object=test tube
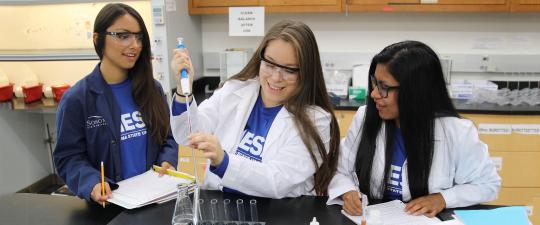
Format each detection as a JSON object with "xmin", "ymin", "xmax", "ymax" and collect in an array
[
  {"xmin": 249, "ymin": 199, "xmax": 258, "ymax": 222},
  {"xmin": 210, "ymin": 199, "xmax": 219, "ymax": 221},
  {"xmin": 198, "ymin": 199, "xmax": 205, "ymax": 222},
  {"xmin": 223, "ymin": 199, "xmax": 231, "ymax": 221},
  {"xmin": 236, "ymin": 199, "xmax": 245, "ymax": 222}
]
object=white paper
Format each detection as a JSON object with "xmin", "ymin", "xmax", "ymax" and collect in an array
[
  {"xmin": 229, "ymin": 7, "xmax": 264, "ymax": 36},
  {"xmin": 478, "ymin": 124, "xmax": 512, "ymax": 135},
  {"xmin": 342, "ymin": 200, "xmax": 441, "ymax": 225},
  {"xmin": 107, "ymin": 170, "xmax": 192, "ymax": 209},
  {"xmin": 435, "ymin": 219, "xmax": 465, "ymax": 225}
]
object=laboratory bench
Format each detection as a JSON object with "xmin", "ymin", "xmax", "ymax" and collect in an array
[{"xmin": 0, "ymin": 190, "xmax": 501, "ymax": 225}]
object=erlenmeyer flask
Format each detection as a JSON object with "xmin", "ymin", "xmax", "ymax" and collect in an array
[{"xmin": 172, "ymin": 184, "xmax": 193, "ymax": 225}]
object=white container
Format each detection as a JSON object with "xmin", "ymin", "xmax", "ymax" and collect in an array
[
  {"xmin": 352, "ymin": 63, "xmax": 370, "ymax": 89},
  {"xmin": 219, "ymin": 49, "xmax": 252, "ymax": 82},
  {"xmin": 449, "ymin": 80, "xmax": 498, "ymax": 100}
]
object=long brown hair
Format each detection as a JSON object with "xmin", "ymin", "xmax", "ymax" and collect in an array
[
  {"xmin": 230, "ymin": 20, "xmax": 340, "ymax": 195},
  {"xmin": 93, "ymin": 3, "xmax": 170, "ymax": 145}
]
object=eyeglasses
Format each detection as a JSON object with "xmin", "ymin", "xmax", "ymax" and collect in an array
[
  {"xmin": 370, "ymin": 74, "xmax": 399, "ymax": 98},
  {"xmin": 259, "ymin": 51, "xmax": 300, "ymax": 82},
  {"xmin": 103, "ymin": 32, "xmax": 143, "ymax": 46}
]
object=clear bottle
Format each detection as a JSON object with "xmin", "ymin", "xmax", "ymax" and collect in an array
[{"xmin": 172, "ymin": 184, "xmax": 193, "ymax": 225}]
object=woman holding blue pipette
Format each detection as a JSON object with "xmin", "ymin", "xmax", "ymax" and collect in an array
[
  {"xmin": 170, "ymin": 20, "xmax": 340, "ymax": 198},
  {"xmin": 327, "ymin": 41, "xmax": 501, "ymax": 218}
]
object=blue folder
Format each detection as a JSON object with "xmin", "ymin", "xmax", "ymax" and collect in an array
[{"xmin": 454, "ymin": 206, "xmax": 529, "ymax": 225}]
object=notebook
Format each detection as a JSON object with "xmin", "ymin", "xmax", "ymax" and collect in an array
[
  {"xmin": 107, "ymin": 168, "xmax": 194, "ymax": 209},
  {"xmin": 341, "ymin": 200, "xmax": 442, "ymax": 225}
]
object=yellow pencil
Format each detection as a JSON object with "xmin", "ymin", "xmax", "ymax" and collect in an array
[{"xmin": 100, "ymin": 161, "xmax": 105, "ymax": 208}]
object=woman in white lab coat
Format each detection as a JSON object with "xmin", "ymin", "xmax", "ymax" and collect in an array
[
  {"xmin": 327, "ymin": 41, "xmax": 501, "ymax": 217},
  {"xmin": 170, "ymin": 20, "xmax": 340, "ymax": 198}
]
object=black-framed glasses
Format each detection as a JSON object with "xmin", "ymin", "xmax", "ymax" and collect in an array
[
  {"xmin": 370, "ymin": 74, "xmax": 399, "ymax": 98},
  {"xmin": 103, "ymin": 32, "xmax": 143, "ymax": 46},
  {"xmin": 259, "ymin": 50, "xmax": 300, "ymax": 82}
]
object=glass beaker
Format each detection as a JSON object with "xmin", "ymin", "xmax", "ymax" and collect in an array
[{"xmin": 172, "ymin": 184, "xmax": 193, "ymax": 225}]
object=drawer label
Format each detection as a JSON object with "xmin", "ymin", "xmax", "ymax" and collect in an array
[
  {"xmin": 511, "ymin": 124, "xmax": 540, "ymax": 135},
  {"xmin": 478, "ymin": 124, "xmax": 512, "ymax": 135}
]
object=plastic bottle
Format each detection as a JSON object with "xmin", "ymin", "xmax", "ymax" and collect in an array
[
  {"xmin": 309, "ymin": 217, "xmax": 319, "ymax": 225},
  {"xmin": 176, "ymin": 37, "xmax": 191, "ymax": 95}
]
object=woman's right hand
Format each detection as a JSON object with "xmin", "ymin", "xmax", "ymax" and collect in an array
[
  {"xmin": 170, "ymin": 48, "xmax": 194, "ymax": 97},
  {"xmin": 342, "ymin": 190, "xmax": 363, "ymax": 216},
  {"xmin": 91, "ymin": 182, "xmax": 112, "ymax": 205}
]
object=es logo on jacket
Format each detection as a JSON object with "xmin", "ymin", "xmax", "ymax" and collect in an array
[{"xmin": 236, "ymin": 130, "xmax": 264, "ymax": 162}]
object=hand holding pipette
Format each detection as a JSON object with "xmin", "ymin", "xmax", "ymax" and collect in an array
[{"xmin": 171, "ymin": 38, "xmax": 194, "ymax": 102}]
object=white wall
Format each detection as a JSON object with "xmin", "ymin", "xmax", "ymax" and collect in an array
[{"xmin": 201, "ymin": 12, "xmax": 540, "ymax": 55}]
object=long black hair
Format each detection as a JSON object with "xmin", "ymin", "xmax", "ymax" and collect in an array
[
  {"xmin": 356, "ymin": 40, "xmax": 459, "ymax": 201},
  {"xmin": 93, "ymin": 3, "xmax": 170, "ymax": 145}
]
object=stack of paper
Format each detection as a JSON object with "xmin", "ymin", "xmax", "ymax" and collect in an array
[
  {"xmin": 342, "ymin": 200, "xmax": 442, "ymax": 225},
  {"xmin": 454, "ymin": 206, "xmax": 530, "ymax": 225},
  {"xmin": 107, "ymin": 168, "xmax": 193, "ymax": 209}
]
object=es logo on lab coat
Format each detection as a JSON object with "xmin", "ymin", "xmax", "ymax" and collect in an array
[{"xmin": 236, "ymin": 130, "xmax": 265, "ymax": 162}]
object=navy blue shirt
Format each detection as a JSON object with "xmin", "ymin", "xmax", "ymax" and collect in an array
[
  {"xmin": 384, "ymin": 128, "xmax": 407, "ymax": 201},
  {"xmin": 110, "ymin": 79, "xmax": 147, "ymax": 179}
]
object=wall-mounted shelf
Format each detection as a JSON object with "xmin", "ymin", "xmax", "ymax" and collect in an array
[
  {"xmin": 0, "ymin": 49, "xmax": 98, "ymax": 61},
  {"xmin": 0, "ymin": 98, "xmax": 58, "ymax": 114}
]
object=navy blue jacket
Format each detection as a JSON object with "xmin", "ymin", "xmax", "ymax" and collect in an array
[{"xmin": 53, "ymin": 64, "xmax": 178, "ymax": 201}]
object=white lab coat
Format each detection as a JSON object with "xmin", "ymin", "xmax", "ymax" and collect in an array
[
  {"xmin": 171, "ymin": 78, "xmax": 331, "ymax": 198},
  {"xmin": 327, "ymin": 106, "xmax": 501, "ymax": 208}
]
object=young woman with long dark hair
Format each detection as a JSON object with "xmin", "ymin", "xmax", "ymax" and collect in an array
[
  {"xmin": 328, "ymin": 41, "xmax": 500, "ymax": 217},
  {"xmin": 54, "ymin": 3, "xmax": 177, "ymax": 205}
]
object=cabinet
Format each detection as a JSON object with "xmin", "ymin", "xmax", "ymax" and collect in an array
[
  {"xmin": 177, "ymin": 145, "xmax": 207, "ymax": 181},
  {"xmin": 345, "ymin": 0, "xmax": 509, "ymax": 12},
  {"xmin": 335, "ymin": 110, "xmax": 357, "ymax": 138},
  {"xmin": 189, "ymin": 0, "xmax": 341, "ymax": 14},
  {"xmin": 461, "ymin": 113, "xmax": 540, "ymax": 209},
  {"xmin": 511, "ymin": 0, "xmax": 540, "ymax": 12}
]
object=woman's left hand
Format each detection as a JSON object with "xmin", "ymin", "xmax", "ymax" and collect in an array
[
  {"xmin": 158, "ymin": 161, "xmax": 175, "ymax": 177},
  {"xmin": 188, "ymin": 133, "xmax": 225, "ymax": 167},
  {"xmin": 404, "ymin": 193, "xmax": 446, "ymax": 218}
]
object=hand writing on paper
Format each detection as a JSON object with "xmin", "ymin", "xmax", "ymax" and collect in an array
[
  {"xmin": 158, "ymin": 161, "xmax": 176, "ymax": 177},
  {"xmin": 342, "ymin": 190, "xmax": 363, "ymax": 216},
  {"xmin": 91, "ymin": 182, "xmax": 112, "ymax": 205},
  {"xmin": 188, "ymin": 133, "xmax": 225, "ymax": 167},
  {"xmin": 405, "ymin": 193, "xmax": 446, "ymax": 218}
]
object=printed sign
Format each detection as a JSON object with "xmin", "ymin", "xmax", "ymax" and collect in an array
[{"xmin": 229, "ymin": 7, "xmax": 264, "ymax": 36}]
